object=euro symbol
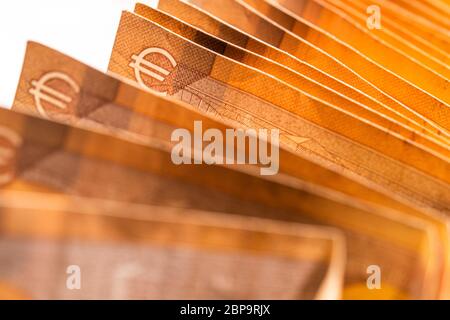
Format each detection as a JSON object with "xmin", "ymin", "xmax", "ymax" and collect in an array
[
  {"xmin": 0, "ymin": 126, "xmax": 22, "ymax": 186},
  {"xmin": 129, "ymin": 47, "xmax": 177, "ymax": 96},
  {"xmin": 29, "ymin": 72, "xmax": 80, "ymax": 118}
]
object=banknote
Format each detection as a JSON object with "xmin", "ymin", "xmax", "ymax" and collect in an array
[
  {"xmin": 2, "ymin": 0, "xmax": 449, "ymax": 303},
  {"xmin": 134, "ymin": 2, "xmax": 449, "ymax": 153},
  {"xmin": 107, "ymin": 11, "xmax": 450, "ymax": 213},
  {"xmin": 13, "ymin": 42, "xmax": 450, "ymax": 298},
  {"xmin": 320, "ymin": 0, "xmax": 449, "ymax": 64},
  {"xmin": 157, "ymin": 0, "xmax": 449, "ymax": 143},
  {"xmin": 383, "ymin": 0, "xmax": 449, "ymax": 29},
  {"xmin": 424, "ymin": 0, "xmax": 450, "ymax": 16},
  {"xmin": 266, "ymin": 0, "xmax": 450, "ymax": 77},
  {"xmin": 219, "ymin": 0, "xmax": 450, "ymax": 83},
  {"xmin": 351, "ymin": 0, "xmax": 450, "ymax": 50},
  {"xmin": 0, "ymin": 190, "xmax": 345, "ymax": 299},
  {"xmin": 15, "ymin": 42, "xmax": 442, "ymax": 225},
  {"xmin": 13, "ymin": 42, "xmax": 450, "ymax": 214},
  {"xmin": 187, "ymin": 0, "xmax": 450, "ymax": 133},
  {"xmin": 1, "ymin": 106, "xmax": 443, "ymax": 298}
]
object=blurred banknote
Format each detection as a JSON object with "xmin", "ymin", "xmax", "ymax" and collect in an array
[
  {"xmin": 4, "ymin": 0, "xmax": 450, "ymax": 301},
  {"xmin": 1, "ymin": 105, "xmax": 443, "ymax": 299},
  {"xmin": 0, "ymin": 190, "xmax": 344, "ymax": 299}
]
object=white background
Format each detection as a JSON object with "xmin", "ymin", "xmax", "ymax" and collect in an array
[{"xmin": 0, "ymin": 0, "xmax": 159, "ymax": 107}]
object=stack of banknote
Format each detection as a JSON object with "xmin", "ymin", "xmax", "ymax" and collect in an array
[{"xmin": 0, "ymin": 0, "xmax": 449, "ymax": 300}]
